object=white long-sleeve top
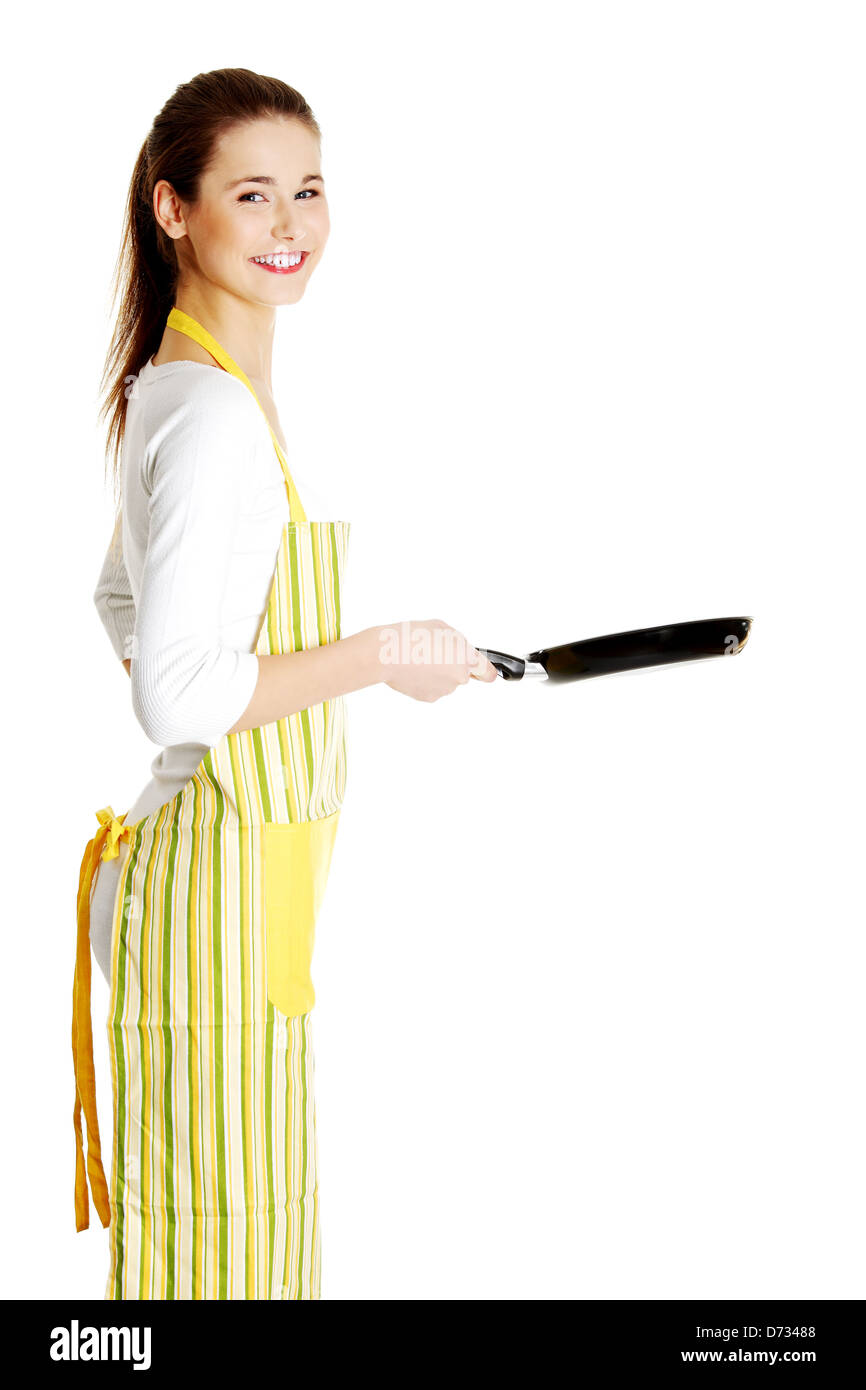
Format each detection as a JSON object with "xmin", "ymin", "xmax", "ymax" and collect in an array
[{"xmin": 89, "ymin": 354, "xmax": 333, "ymax": 983}]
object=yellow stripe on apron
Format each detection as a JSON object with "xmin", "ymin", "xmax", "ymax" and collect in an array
[{"xmin": 72, "ymin": 307, "xmax": 350, "ymax": 1299}]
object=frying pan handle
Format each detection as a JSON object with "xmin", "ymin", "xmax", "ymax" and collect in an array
[{"xmin": 474, "ymin": 647, "xmax": 526, "ymax": 681}]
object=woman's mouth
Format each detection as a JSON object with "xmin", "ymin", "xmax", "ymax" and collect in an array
[{"xmin": 249, "ymin": 251, "xmax": 309, "ymax": 275}]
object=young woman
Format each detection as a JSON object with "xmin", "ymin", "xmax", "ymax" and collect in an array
[{"xmin": 73, "ymin": 67, "xmax": 497, "ymax": 1301}]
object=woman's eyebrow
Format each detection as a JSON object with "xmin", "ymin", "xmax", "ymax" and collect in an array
[{"xmin": 223, "ymin": 173, "xmax": 326, "ymax": 190}]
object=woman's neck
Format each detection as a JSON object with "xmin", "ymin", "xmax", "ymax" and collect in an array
[{"xmin": 154, "ymin": 288, "xmax": 277, "ymax": 388}]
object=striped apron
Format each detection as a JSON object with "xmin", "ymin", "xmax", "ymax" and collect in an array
[{"xmin": 72, "ymin": 306, "xmax": 349, "ymax": 1300}]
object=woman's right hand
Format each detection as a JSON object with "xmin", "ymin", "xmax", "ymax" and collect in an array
[{"xmin": 370, "ymin": 618, "xmax": 499, "ymax": 701}]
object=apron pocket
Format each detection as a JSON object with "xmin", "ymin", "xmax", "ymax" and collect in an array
[{"xmin": 262, "ymin": 811, "xmax": 340, "ymax": 1018}]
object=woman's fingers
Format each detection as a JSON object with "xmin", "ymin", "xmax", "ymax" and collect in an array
[{"xmin": 467, "ymin": 647, "xmax": 499, "ymax": 681}]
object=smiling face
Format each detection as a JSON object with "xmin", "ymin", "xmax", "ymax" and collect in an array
[{"xmin": 157, "ymin": 116, "xmax": 330, "ymax": 306}]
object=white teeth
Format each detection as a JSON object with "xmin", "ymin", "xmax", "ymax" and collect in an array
[{"xmin": 253, "ymin": 252, "xmax": 303, "ymax": 267}]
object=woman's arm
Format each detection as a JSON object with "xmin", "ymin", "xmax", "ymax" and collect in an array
[
  {"xmin": 130, "ymin": 616, "xmax": 492, "ymax": 726},
  {"xmin": 94, "ymin": 514, "xmax": 137, "ymax": 664},
  {"xmin": 225, "ymin": 618, "xmax": 497, "ymax": 733},
  {"xmin": 225, "ymin": 627, "xmax": 382, "ymax": 734},
  {"xmin": 123, "ymin": 372, "xmax": 495, "ymax": 729}
]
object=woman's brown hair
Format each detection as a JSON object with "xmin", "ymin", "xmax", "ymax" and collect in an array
[{"xmin": 100, "ymin": 68, "xmax": 321, "ymax": 512}]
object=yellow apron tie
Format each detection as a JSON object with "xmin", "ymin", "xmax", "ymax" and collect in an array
[{"xmin": 72, "ymin": 806, "xmax": 132, "ymax": 1232}]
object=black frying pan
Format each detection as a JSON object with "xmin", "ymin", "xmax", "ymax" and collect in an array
[{"xmin": 476, "ymin": 616, "xmax": 753, "ymax": 682}]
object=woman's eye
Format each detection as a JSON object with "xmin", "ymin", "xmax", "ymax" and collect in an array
[{"xmin": 237, "ymin": 189, "xmax": 319, "ymax": 203}]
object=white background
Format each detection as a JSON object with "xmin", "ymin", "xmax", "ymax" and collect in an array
[{"xmin": 1, "ymin": 0, "xmax": 863, "ymax": 1300}]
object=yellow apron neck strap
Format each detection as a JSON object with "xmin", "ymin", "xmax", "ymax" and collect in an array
[{"xmin": 165, "ymin": 306, "xmax": 308, "ymax": 523}]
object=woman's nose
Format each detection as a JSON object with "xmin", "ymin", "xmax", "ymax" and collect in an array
[{"xmin": 275, "ymin": 215, "xmax": 306, "ymax": 242}]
